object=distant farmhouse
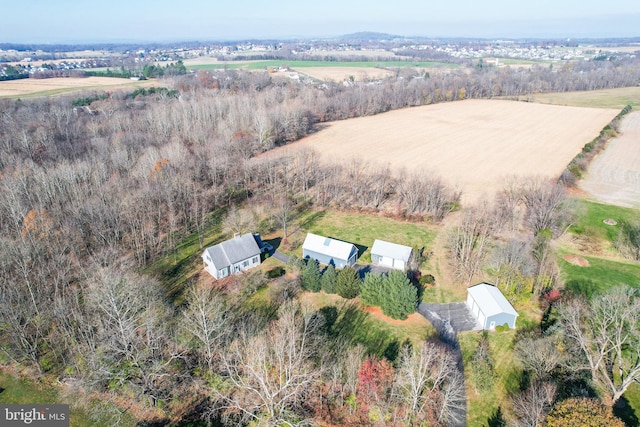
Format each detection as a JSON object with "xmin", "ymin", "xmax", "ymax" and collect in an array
[
  {"xmin": 202, "ymin": 233, "xmax": 262, "ymax": 279},
  {"xmin": 371, "ymin": 239, "xmax": 413, "ymax": 270},
  {"xmin": 466, "ymin": 282, "xmax": 518, "ymax": 330},
  {"xmin": 302, "ymin": 233, "xmax": 358, "ymax": 268}
]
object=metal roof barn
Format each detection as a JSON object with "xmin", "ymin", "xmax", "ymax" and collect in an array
[
  {"xmin": 371, "ymin": 239, "xmax": 413, "ymax": 270},
  {"xmin": 466, "ymin": 282, "xmax": 518, "ymax": 330},
  {"xmin": 302, "ymin": 233, "xmax": 358, "ymax": 268}
]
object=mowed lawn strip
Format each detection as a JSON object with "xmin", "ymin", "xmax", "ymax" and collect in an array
[
  {"xmin": 460, "ymin": 330, "xmax": 521, "ymax": 427},
  {"xmin": 518, "ymin": 86, "xmax": 640, "ymax": 109}
]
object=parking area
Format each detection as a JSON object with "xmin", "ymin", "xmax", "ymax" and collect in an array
[{"xmin": 418, "ymin": 302, "xmax": 480, "ymax": 333}]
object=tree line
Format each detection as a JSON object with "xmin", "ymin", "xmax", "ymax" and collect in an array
[{"xmin": 1, "ymin": 56, "xmax": 640, "ymax": 424}]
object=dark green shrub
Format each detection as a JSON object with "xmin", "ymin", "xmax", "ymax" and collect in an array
[
  {"xmin": 419, "ymin": 273, "xmax": 436, "ymax": 286},
  {"xmin": 266, "ymin": 266, "xmax": 285, "ymax": 279}
]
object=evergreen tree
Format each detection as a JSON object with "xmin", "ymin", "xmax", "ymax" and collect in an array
[
  {"xmin": 336, "ymin": 266, "xmax": 360, "ymax": 299},
  {"xmin": 360, "ymin": 273, "xmax": 385, "ymax": 306},
  {"xmin": 301, "ymin": 259, "xmax": 321, "ymax": 292},
  {"xmin": 380, "ymin": 270, "xmax": 417, "ymax": 320},
  {"xmin": 321, "ymin": 264, "xmax": 337, "ymax": 294}
]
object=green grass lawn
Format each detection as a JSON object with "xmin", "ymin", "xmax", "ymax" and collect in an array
[
  {"xmin": 561, "ymin": 198, "xmax": 640, "ymax": 297},
  {"xmin": 291, "ymin": 210, "xmax": 437, "ymax": 263},
  {"xmin": 187, "ymin": 59, "xmax": 457, "ymax": 71},
  {"xmin": 0, "ymin": 372, "xmax": 135, "ymax": 427},
  {"xmin": 145, "ymin": 208, "xmax": 226, "ymax": 304},
  {"xmin": 460, "ymin": 330, "xmax": 521, "ymax": 427},
  {"xmin": 568, "ymin": 199, "xmax": 640, "ymax": 244},
  {"xmin": 518, "ymin": 87, "xmax": 640, "ymax": 109},
  {"xmin": 301, "ymin": 292, "xmax": 437, "ymax": 361},
  {"xmin": 559, "ymin": 255, "xmax": 640, "ymax": 298}
]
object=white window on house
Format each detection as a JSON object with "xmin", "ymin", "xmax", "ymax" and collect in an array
[
  {"xmin": 253, "ymin": 256, "xmax": 259, "ymax": 264},
  {"xmin": 243, "ymin": 260, "xmax": 249, "ymax": 268}
]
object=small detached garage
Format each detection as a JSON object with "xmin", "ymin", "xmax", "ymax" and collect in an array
[
  {"xmin": 466, "ymin": 282, "xmax": 518, "ymax": 330},
  {"xmin": 302, "ymin": 233, "xmax": 358, "ymax": 268},
  {"xmin": 371, "ymin": 239, "xmax": 413, "ymax": 270}
]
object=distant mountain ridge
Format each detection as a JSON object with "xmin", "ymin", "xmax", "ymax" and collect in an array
[{"xmin": 337, "ymin": 32, "xmax": 403, "ymax": 42}]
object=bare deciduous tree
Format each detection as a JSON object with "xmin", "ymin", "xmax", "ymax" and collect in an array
[
  {"xmin": 515, "ymin": 334, "xmax": 564, "ymax": 381},
  {"xmin": 489, "ymin": 238, "xmax": 535, "ymax": 294},
  {"xmin": 511, "ymin": 381, "xmax": 556, "ymax": 427},
  {"xmin": 559, "ymin": 286, "xmax": 640, "ymax": 405},
  {"xmin": 218, "ymin": 302, "xmax": 324, "ymax": 425},
  {"xmin": 448, "ymin": 204, "xmax": 493, "ymax": 284},
  {"xmin": 519, "ymin": 177, "xmax": 566, "ymax": 235},
  {"xmin": 181, "ymin": 285, "xmax": 228, "ymax": 375},
  {"xmin": 392, "ymin": 342, "xmax": 465, "ymax": 426},
  {"xmin": 222, "ymin": 204, "xmax": 257, "ymax": 237}
]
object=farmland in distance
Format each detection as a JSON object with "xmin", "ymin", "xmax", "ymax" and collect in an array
[
  {"xmin": 278, "ymin": 99, "xmax": 619, "ymax": 204},
  {"xmin": 0, "ymin": 76, "xmax": 153, "ymax": 98},
  {"xmin": 579, "ymin": 110, "xmax": 640, "ymax": 208}
]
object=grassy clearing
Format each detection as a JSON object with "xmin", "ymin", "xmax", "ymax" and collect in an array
[
  {"xmin": 187, "ymin": 60, "xmax": 456, "ymax": 71},
  {"xmin": 289, "ymin": 210, "xmax": 437, "ymax": 263},
  {"xmin": 518, "ymin": 86, "xmax": 640, "ymax": 109},
  {"xmin": 421, "ymin": 286, "xmax": 460, "ymax": 303},
  {"xmin": 560, "ymin": 199, "xmax": 640, "ymax": 298},
  {"xmin": 460, "ymin": 330, "xmax": 521, "ymax": 427},
  {"xmin": 568, "ymin": 199, "xmax": 639, "ymax": 243},
  {"xmin": 559, "ymin": 255, "xmax": 640, "ymax": 298},
  {"xmin": 145, "ymin": 208, "xmax": 226, "ymax": 304},
  {"xmin": 301, "ymin": 292, "xmax": 437, "ymax": 360},
  {"xmin": 0, "ymin": 372, "xmax": 135, "ymax": 427}
]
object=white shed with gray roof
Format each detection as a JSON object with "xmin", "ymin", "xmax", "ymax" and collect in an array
[
  {"xmin": 371, "ymin": 239, "xmax": 413, "ymax": 270},
  {"xmin": 202, "ymin": 233, "xmax": 261, "ymax": 279},
  {"xmin": 466, "ymin": 282, "xmax": 518, "ymax": 330},
  {"xmin": 302, "ymin": 233, "xmax": 358, "ymax": 268}
]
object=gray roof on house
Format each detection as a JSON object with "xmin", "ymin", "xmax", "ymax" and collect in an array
[
  {"xmin": 203, "ymin": 233, "xmax": 261, "ymax": 269},
  {"xmin": 371, "ymin": 239, "xmax": 413, "ymax": 262},
  {"xmin": 302, "ymin": 233, "xmax": 357, "ymax": 261},
  {"xmin": 467, "ymin": 283, "xmax": 518, "ymax": 318}
]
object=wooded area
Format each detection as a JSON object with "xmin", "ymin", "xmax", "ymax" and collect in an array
[{"xmin": 1, "ymin": 55, "xmax": 640, "ymax": 425}]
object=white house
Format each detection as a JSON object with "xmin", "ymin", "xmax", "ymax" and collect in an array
[
  {"xmin": 202, "ymin": 233, "xmax": 262, "ymax": 279},
  {"xmin": 302, "ymin": 233, "xmax": 358, "ymax": 268},
  {"xmin": 370, "ymin": 239, "xmax": 413, "ymax": 270},
  {"xmin": 466, "ymin": 282, "xmax": 518, "ymax": 330}
]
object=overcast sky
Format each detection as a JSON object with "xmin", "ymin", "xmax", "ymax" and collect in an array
[{"xmin": 2, "ymin": 0, "xmax": 639, "ymax": 43}]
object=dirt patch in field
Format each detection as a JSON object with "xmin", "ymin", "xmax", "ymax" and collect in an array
[
  {"xmin": 579, "ymin": 110, "xmax": 640, "ymax": 208},
  {"xmin": 294, "ymin": 66, "xmax": 394, "ymax": 82},
  {"xmin": 362, "ymin": 305, "xmax": 427, "ymax": 325},
  {"xmin": 0, "ymin": 76, "xmax": 153, "ymax": 98},
  {"xmin": 563, "ymin": 254, "xmax": 590, "ymax": 267},
  {"xmin": 276, "ymin": 99, "xmax": 618, "ymax": 205}
]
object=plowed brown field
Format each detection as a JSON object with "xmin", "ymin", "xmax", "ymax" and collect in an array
[
  {"xmin": 279, "ymin": 99, "xmax": 619, "ymax": 204},
  {"xmin": 579, "ymin": 110, "xmax": 640, "ymax": 208}
]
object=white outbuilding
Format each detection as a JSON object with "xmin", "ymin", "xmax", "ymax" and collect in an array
[
  {"xmin": 302, "ymin": 233, "xmax": 358, "ymax": 268},
  {"xmin": 370, "ymin": 239, "xmax": 413, "ymax": 270},
  {"xmin": 466, "ymin": 282, "xmax": 518, "ymax": 330}
]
